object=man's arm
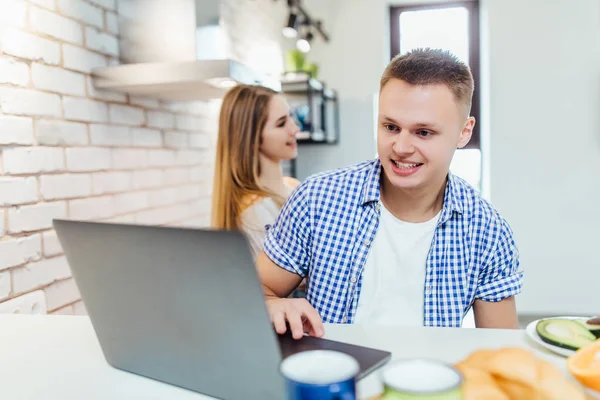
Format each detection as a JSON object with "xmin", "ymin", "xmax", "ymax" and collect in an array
[
  {"xmin": 256, "ymin": 251, "xmax": 302, "ymax": 298},
  {"xmin": 473, "ymin": 217, "xmax": 523, "ymax": 329},
  {"xmin": 473, "ymin": 297, "xmax": 519, "ymax": 329},
  {"xmin": 256, "ymin": 251, "xmax": 324, "ymax": 339}
]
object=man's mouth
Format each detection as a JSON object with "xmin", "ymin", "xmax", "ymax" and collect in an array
[{"xmin": 392, "ymin": 160, "xmax": 423, "ymax": 169}]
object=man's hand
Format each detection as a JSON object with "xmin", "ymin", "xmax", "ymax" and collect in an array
[{"xmin": 266, "ymin": 297, "xmax": 324, "ymax": 339}]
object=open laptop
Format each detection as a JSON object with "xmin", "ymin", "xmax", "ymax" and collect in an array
[{"xmin": 53, "ymin": 219, "xmax": 391, "ymax": 400}]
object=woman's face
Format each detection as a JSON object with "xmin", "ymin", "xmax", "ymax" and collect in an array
[{"xmin": 260, "ymin": 95, "xmax": 300, "ymax": 162}]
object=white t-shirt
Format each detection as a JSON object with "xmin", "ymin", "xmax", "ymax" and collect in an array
[
  {"xmin": 353, "ymin": 202, "xmax": 441, "ymax": 326},
  {"xmin": 240, "ymin": 197, "xmax": 281, "ymax": 259},
  {"xmin": 239, "ymin": 185, "xmax": 295, "ymax": 259}
]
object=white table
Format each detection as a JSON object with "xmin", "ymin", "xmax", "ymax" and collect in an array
[{"xmin": 0, "ymin": 314, "xmax": 566, "ymax": 399}]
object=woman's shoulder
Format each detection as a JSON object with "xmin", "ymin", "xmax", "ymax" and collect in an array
[
  {"xmin": 283, "ymin": 176, "xmax": 301, "ymax": 189},
  {"xmin": 240, "ymin": 196, "xmax": 278, "ymax": 227}
]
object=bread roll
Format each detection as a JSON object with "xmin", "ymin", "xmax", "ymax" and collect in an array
[
  {"xmin": 455, "ymin": 364, "xmax": 509, "ymax": 400},
  {"xmin": 455, "ymin": 347, "xmax": 586, "ymax": 400}
]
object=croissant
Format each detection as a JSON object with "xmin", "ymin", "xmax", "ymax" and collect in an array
[{"xmin": 456, "ymin": 347, "xmax": 586, "ymax": 400}]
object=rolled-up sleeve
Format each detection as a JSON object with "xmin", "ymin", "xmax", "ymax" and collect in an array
[
  {"xmin": 475, "ymin": 218, "xmax": 523, "ymax": 302},
  {"xmin": 263, "ymin": 183, "xmax": 312, "ymax": 277}
]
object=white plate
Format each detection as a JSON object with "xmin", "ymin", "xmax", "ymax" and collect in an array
[
  {"xmin": 586, "ymin": 388, "xmax": 600, "ymax": 399},
  {"xmin": 525, "ymin": 316, "xmax": 594, "ymax": 357},
  {"xmin": 526, "ymin": 317, "xmax": 600, "ymax": 397}
]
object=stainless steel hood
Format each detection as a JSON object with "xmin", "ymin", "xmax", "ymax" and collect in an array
[{"xmin": 91, "ymin": 0, "xmax": 281, "ymax": 101}]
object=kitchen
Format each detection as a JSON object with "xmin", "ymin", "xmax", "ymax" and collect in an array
[{"xmin": 0, "ymin": 0, "xmax": 599, "ymax": 398}]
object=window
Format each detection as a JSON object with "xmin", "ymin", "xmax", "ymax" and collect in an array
[{"xmin": 389, "ymin": 2, "xmax": 482, "ymax": 190}]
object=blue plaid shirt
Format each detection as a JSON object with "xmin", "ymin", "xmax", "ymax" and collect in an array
[{"xmin": 264, "ymin": 159, "xmax": 523, "ymax": 327}]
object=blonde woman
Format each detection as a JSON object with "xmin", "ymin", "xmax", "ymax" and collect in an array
[{"xmin": 212, "ymin": 84, "xmax": 300, "ymax": 259}]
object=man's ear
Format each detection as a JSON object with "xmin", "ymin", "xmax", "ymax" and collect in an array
[{"xmin": 457, "ymin": 117, "xmax": 476, "ymax": 149}]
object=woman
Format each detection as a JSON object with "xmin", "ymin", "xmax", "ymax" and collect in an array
[{"xmin": 211, "ymin": 84, "xmax": 300, "ymax": 259}]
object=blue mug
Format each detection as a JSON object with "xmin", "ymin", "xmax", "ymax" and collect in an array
[{"xmin": 280, "ymin": 350, "xmax": 360, "ymax": 400}]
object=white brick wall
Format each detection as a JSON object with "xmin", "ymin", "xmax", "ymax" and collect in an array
[
  {"xmin": 114, "ymin": 191, "xmax": 149, "ymax": 214},
  {"xmin": 44, "ymin": 278, "xmax": 80, "ymax": 311},
  {"xmin": 1, "ymin": 28, "xmax": 61, "ymax": 65},
  {"xmin": 0, "ymin": 290, "xmax": 47, "ymax": 314},
  {"xmin": 147, "ymin": 111, "xmax": 175, "ymax": 129},
  {"xmin": 133, "ymin": 169, "xmax": 164, "ymax": 189},
  {"xmin": 0, "ymin": 235, "xmax": 42, "ymax": 271},
  {"xmin": 63, "ymin": 97, "xmax": 108, "ymax": 122},
  {"xmin": 176, "ymin": 115, "xmax": 202, "ymax": 131},
  {"xmin": 12, "ymin": 256, "xmax": 71, "ymax": 295},
  {"xmin": 29, "ymin": 0, "xmax": 55, "ymax": 10},
  {"xmin": 87, "ymin": 0, "xmax": 115, "ymax": 11},
  {"xmin": 92, "ymin": 171, "xmax": 131, "ymax": 194},
  {"xmin": 90, "ymin": 124, "xmax": 131, "ymax": 146},
  {"xmin": 85, "ymin": 26, "xmax": 118, "ymax": 56},
  {"xmin": 68, "ymin": 196, "xmax": 114, "ymax": 220},
  {"xmin": 42, "ymin": 230, "xmax": 63, "ymax": 257},
  {"xmin": 190, "ymin": 133, "xmax": 211, "ymax": 149},
  {"xmin": 0, "ymin": 177, "xmax": 38, "ymax": 206},
  {"xmin": 63, "ymin": 44, "xmax": 107, "ymax": 73},
  {"xmin": 3, "ymin": 147, "xmax": 65, "ymax": 174},
  {"xmin": 111, "ymin": 149, "xmax": 147, "ymax": 169},
  {"xmin": 36, "ymin": 120, "xmax": 89, "ymax": 146},
  {"xmin": 0, "ymin": 87, "xmax": 62, "ymax": 117},
  {"xmin": 8, "ymin": 202, "xmax": 68, "ymax": 234},
  {"xmin": 40, "ymin": 174, "xmax": 92, "ymax": 200},
  {"xmin": 0, "ymin": 57, "xmax": 30, "ymax": 87},
  {"xmin": 30, "ymin": 5, "xmax": 84, "ymax": 45},
  {"xmin": 2, "ymin": 0, "xmax": 28, "ymax": 27},
  {"xmin": 0, "ymin": 272, "xmax": 11, "ymax": 301},
  {"xmin": 105, "ymin": 12, "xmax": 118, "ymax": 35},
  {"xmin": 0, "ymin": 116, "xmax": 34, "ymax": 145},
  {"xmin": 0, "ymin": 0, "xmax": 277, "ymax": 316},
  {"xmin": 148, "ymin": 150, "xmax": 176, "ymax": 167},
  {"xmin": 57, "ymin": 0, "xmax": 104, "ymax": 29},
  {"xmin": 165, "ymin": 131, "xmax": 188, "ymax": 149},
  {"xmin": 130, "ymin": 96, "xmax": 159, "ymax": 109},
  {"xmin": 131, "ymin": 128, "xmax": 162, "ymax": 147},
  {"xmin": 32, "ymin": 63, "xmax": 86, "ymax": 96},
  {"xmin": 66, "ymin": 148, "xmax": 111, "ymax": 171},
  {"xmin": 109, "ymin": 104, "xmax": 145, "ymax": 126}
]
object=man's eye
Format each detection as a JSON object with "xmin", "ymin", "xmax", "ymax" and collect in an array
[
  {"xmin": 384, "ymin": 124, "xmax": 398, "ymax": 132},
  {"xmin": 417, "ymin": 130, "xmax": 432, "ymax": 137}
]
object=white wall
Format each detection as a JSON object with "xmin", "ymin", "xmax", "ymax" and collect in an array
[
  {"xmin": 299, "ymin": 0, "xmax": 600, "ymax": 315},
  {"xmin": 483, "ymin": 0, "xmax": 600, "ymax": 315}
]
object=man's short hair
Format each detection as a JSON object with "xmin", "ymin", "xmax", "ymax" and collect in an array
[{"xmin": 380, "ymin": 48, "xmax": 474, "ymax": 114}]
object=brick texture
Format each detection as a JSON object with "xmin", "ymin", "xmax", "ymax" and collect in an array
[{"xmin": 0, "ymin": 0, "xmax": 281, "ymax": 315}]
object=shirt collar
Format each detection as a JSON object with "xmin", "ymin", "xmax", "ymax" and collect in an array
[
  {"xmin": 360, "ymin": 159, "xmax": 382, "ymax": 205},
  {"xmin": 360, "ymin": 158, "xmax": 464, "ymax": 221}
]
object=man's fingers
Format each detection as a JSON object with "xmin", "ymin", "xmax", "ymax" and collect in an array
[
  {"xmin": 271, "ymin": 311, "xmax": 287, "ymax": 334},
  {"xmin": 286, "ymin": 309, "xmax": 305, "ymax": 340},
  {"xmin": 300, "ymin": 303, "xmax": 324, "ymax": 337}
]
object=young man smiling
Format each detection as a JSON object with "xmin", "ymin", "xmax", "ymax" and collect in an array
[{"xmin": 256, "ymin": 48, "xmax": 523, "ymax": 339}]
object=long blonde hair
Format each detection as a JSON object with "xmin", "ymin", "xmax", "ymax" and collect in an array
[{"xmin": 211, "ymin": 84, "xmax": 283, "ymax": 230}]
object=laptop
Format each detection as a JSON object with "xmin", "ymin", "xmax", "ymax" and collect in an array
[{"xmin": 53, "ymin": 219, "xmax": 391, "ymax": 400}]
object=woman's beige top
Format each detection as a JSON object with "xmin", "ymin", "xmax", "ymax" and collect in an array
[{"xmin": 240, "ymin": 183, "xmax": 295, "ymax": 259}]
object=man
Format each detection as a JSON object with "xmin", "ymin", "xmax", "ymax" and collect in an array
[{"xmin": 257, "ymin": 48, "xmax": 523, "ymax": 339}]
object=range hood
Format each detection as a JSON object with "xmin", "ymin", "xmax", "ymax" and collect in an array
[{"xmin": 91, "ymin": 0, "xmax": 281, "ymax": 101}]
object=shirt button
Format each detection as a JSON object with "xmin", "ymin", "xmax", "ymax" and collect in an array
[
  {"xmin": 342, "ymin": 317, "xmax": 348, "ymax": 323},
  {"xmin": 350, "ymin": 276, "xmax": 357, "ymax": 283},
  {"xmin": 363, "ymin": 239, "xmax": 371, "ymax": 246}
]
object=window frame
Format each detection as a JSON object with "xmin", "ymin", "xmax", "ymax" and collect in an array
[{"xmin": 389, "ymin": 1, "xmax": 481, "ymax": 149}]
